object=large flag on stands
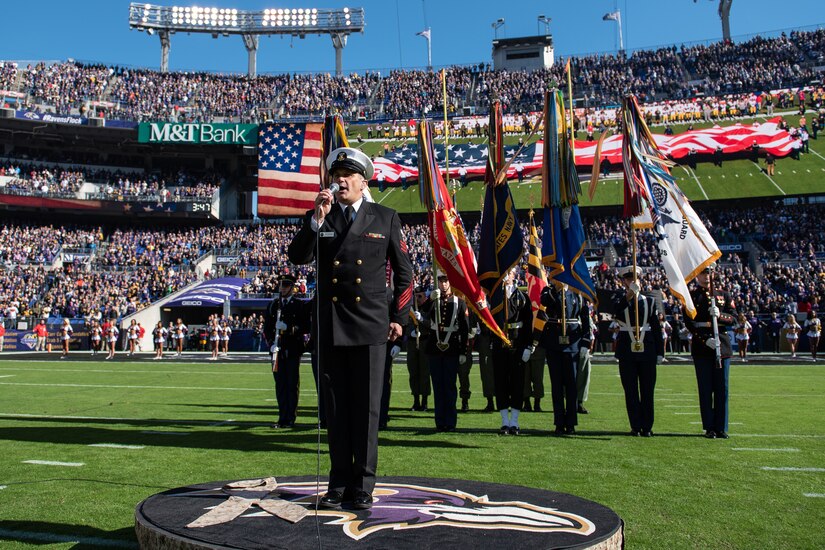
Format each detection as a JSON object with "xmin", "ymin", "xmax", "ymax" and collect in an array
[
  {"xmin": 372, "ymin": 118, "xmax": 799, "ymax": 182},
  {"xmin": 418, "ymin": 119, "xmax": 509, "ymax": 345},
  {"xmin": 257, "ymin": 122, "xmax": 323, "ymax": 217},
  {"xmin": 622, "ymin": 95, "xmax": 721, "ymax": 318},
  {"xmin": 541, "ymin": 90, "xmax": 597, "ymax": 304},
  {"xmin": 477, "ymin": 100, "xmax": 524, "ymax": 317}
]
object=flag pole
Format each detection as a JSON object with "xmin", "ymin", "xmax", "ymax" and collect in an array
[
  {"xmin": 631, "ymin": 219, "xmax": 640, "ymax": 344},
  {"xmin": 566, "ymin": 60, "xmax": 576, "ymax": 164},
  {"xmin": 441, "ymin": 68, "xmax": 452, "ymax": 200}
]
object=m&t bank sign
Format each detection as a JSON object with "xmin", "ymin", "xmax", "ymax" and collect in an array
[{"xmin": 138, "ymin": 122, "xmax": 258, "ymax": 145}]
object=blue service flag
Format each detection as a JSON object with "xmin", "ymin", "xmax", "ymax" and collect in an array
[
  {"xmin": 477, "ymin": 183, "xmax": 524, "ymax": 316},
  {"xmin": 542, "ymin": 204, "xmax": 597, "ymax": 304}
]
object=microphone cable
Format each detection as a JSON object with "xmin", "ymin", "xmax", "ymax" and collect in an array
[{"xmin": 313, "ymin": 182, "xmax": 337, "ymax": 550}]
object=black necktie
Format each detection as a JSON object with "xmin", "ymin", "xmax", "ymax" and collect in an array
[{"xmin": 345, "ymin": 205, "xmax": 355, "ymax": 225}]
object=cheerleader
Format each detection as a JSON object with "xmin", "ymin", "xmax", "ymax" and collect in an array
[
  {"xmin": 734, "ymin": 313, "xmax": 752, "ymax": 362},
  {"xmin": 105, "ymin": 323, "xmax": 119, "ymax": 360},
  {"xmin": 127, "ymin": 319, "xmax": 139, "ymax": 356},
  {"xmin": 60, "ymin": 318, "xmax": 73, "ymax": 358},
  {"xmin": 220, "ymin": 321, "xmax": 232, "ymax": 356},
  {"xmin": 90, "ymin": 321, "xmax": 102, "ymax": 355},
  {"xmin": 173, "ymin": 318, "xmax": 188, "ymax": 356},
  {"xmin": 783, "ymin": 314, "xmax": 801, "ymax": 358},
  {"xmin": 804, "ymin": 311, "xmax": 821, "ymax": 361},
  {"xmin": 209, "ymin": 318, "xmax": 220, "ymax": 360},
  {"xmin": 153, "ymin": 321, "xmax": 167, "ymax": 360}
]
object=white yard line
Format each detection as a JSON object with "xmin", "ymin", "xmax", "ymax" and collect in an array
[
  {"xmin": 762, "ymin": 467, "xmax": 825, "ymax": 472},
  {"xmin": 207, "ymin": 419, "xmax": 236, "ymax": 427},
  {"xmin": 0, "ymin": 375, "xmax": 16, "ymax": 378},
  {"xmin": 0, "ymin": 382, "xmax": 269, "ymax": 391},
  {"xmin": 0, "ymin": 528, "xmax": 136, "ymax": 548},
  {"xmin": 737, "ymin": 434, "xmax": 825, "ymax": 439},
  {"xmin": 88, "ymin": 443, "xmax": 145, "ymax": 449},
  {"xmin": 23, "ymin": 460, "xmax": 84, "ymax": 467},
  {"xmin": 0, "ymin": 413, "xmax": 271, "ymax": 427},
  {"xmin": 806, "ymin": 147, "xmax": 825, "ymax": 163},
  {"xmin": 141, "ymin": 430, "xmax": 190, "ymax": 436},
  {"xmin": 751, "ymin": 161, "xmax": 786, "ymax": 195},
  {"xmin": 804, "ymin": 493, "xmax": 825, "ymax": 498},
  {"xmin": 682, "ymin": 166, "xmax": 709, "ymax": 200},
  {"xmin": 690, "ymin": 421, "xmax": 743, "ymax": 425},
  {"xmin": 731, "ymin": 448, "xmax": 799, "ymax": 452},
  {"xmin": 0, "ymin": 367, "xmax": 263, "ymax": 375},
  {"xmin": 377, "ymin": 187, "xmax": 396, "ymax": 204},
  {"xmin": 664, "ymin": 405, "xmax": 699, "ymax": 408}
]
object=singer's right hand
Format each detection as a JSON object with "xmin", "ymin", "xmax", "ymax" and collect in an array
[{"xmin": 314, "ymin": 188, "xmax": 335, "ymax": 224}]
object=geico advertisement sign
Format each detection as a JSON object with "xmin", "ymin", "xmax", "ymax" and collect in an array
[{"xmin": 138, "ymin": 123, "xmax": 258, "ymax": 145}]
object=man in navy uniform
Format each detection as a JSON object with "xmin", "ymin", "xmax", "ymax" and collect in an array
[
  {"xmin": 613, "ymin": 266, "xmax": 664, "ymax": 437},
  {"xmin": 684, "ymin": 265, "xmax": 736, "ymax": 439},
  {"xmin": 264, "ymin": 274, "xmax": 310, "ymax": 428},
  {"xmin": 288, "ymin": 147, "xmax": 413, "ymax": 510},
  {"xmin": 540, "ymin": 283, "xmax": 591, "ymax": 435}
]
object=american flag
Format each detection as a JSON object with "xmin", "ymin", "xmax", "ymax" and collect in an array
[
  {"xmin": 373, "ymin": 141, "xmax": 543, "ymax": 183},
  {"xmin": 257, "ymin": 122, "xmax": 323, "ymax": 217}
]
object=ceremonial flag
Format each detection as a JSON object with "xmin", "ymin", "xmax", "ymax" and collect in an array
[
  {"xmin": 541, "ymin": 90, "xmax": 597, "ymax": 304},
  {"xmin": 416, "ymin": 29, "xmax": 431, "ymax": 40},
  {"xmin": 418, "ymin": 119, "xmax": 509, "ymax": 345},
  {"xmin": 526, "ymin": 210, "xmax": 549, "ymax": 342},
  {"xmin": 477, "ymin": 100, "xmax": 524, "ymax": 317},
  {"xmin": 257, "ymin": 122, "xmax": 322, "ymax": 217},
  {"xmin": 603, "ymin": 10, "xmax": 620, "ymax": 21},
  {"xmin": 623, "ymin": 95, "xmax": 720, "ymax": 318},
  {"xmin": 321, "ymin": 114, "xmax": 348, "ymax": 188}
]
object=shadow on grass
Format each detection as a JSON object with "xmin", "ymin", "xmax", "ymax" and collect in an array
[
  {"xmin": 0, "ymin": 423, "xmax": 479, "ymax": 451},
  {"xmin": 0, "ymin": 521, "xmax": 137, "ymax": 548}
]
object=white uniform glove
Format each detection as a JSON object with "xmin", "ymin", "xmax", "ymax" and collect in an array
[
  {"xmin": 521, "ymin": 348, "xmax": 532, "ymax": 362},
  {"xmin": 656, "ymin": 355, "xmax": 665, "ymax": 365},
  {"xmin": 270, "ymin": 344, "xmax": 278, "ymax": 354},
  {"xmin": 459, "ymin": 354, "xmax": 467, "ymax": 365},
  {"xmin": 430, "ymin": 289, "xmax": 440, "ymax": 302},
  {"xmin": 709, "ymin": 306, "xmax": 720, "ymax": 318},
  {"xmin": 629, "ymin": 281, "xmax": 641, "ymax": 296},
  {"xmin": 413, "ymin": 311, "xmax": 423, "ymax": 322},
  {"xmin": 275, "ymin": 320, "xmax": 288, "ymax": 331},
  {"xmin": 705, "ymin": 337, "xmax": 719, "ymax": 349},
  {"xmin": 390, "ymin": 345, "xmax": 401, "ymax": 358}
]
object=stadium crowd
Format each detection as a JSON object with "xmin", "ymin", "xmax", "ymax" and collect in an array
[{"xmin": 5, "ymin": 28, "xmax": 825, "ymax": 121}]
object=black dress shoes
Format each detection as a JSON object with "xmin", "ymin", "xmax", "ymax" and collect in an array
[
  {"xmin": 577, "ymin": 405, "xmax": 589, "ymax": 414},
  {"xmin": 565, "ymin": 427, "xmax": 576, "ymax": 435},
  {"xmin": 641, "ymin": 430, "xmax": 653, "ymax": 437},
  {"xmin": 352, "ymin": 490, "xmax": 373, "ymax": 510},
  {"xmin": 716, "ymin": 431, "xmax": 729, "ymax": 439},
  {"xmin": 704, "ymin": 430, "xmax": 716, "ymax": 439},
  {"xmin": 319, "ymin": 490, "xmax": 344, "ymax": 509},
  {"xmin": 554, "ymin": 426, "xmax": 565, "ymax": 436},
  {"xmin": 629, "ymin": 429, "xmax": 641, "ymax": 436}
]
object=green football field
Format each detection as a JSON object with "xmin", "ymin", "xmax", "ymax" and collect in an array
[
  {"xmin": 346, "ymin": 111, "xmax": 825, "ymax": 214},
  {"xmin": 0, "ymin": 355, "xmax": 823, "ymax": 548}
]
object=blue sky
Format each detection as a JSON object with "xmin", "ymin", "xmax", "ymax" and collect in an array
[{"xmin": 2, "ymin": 0, "xmax": 823, "ymax": 74}]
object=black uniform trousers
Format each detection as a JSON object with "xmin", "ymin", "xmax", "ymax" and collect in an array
[
  {"xmin": 694, "ymin": 356, "xmax": 730, "ymax": 433},
  {"xmin": 492, "ymin": 347, "xmax": 525, "ymax": 410},
  {"xmin": 618, "ymin": 357, "xmax": 657, "ymax": 432},
  {"xmin": 548, "ymin": 352, "xmax": 578, "ymax": 429},
  {"xmin": 406, "ymin": 339, "xmax": 431, "ymax": 398},
  {"xmin": 273, "ymin": 346, "xmax": 301, "ymax": 426},
  {"xmin": 379, "ymin": 341, "xmax": 394, "ymax": 427},
  {"xmin": 320, "ymin": 343, "xmax": 385, "ymax": 495},
  {"xmin": 428, "ymin": 354, "xmax": 458, "ymax": 429}
]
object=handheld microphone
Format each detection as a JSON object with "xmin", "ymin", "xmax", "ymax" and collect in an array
[{"xmin": 328, "ymin": 183, "xmax": 340, "ymax": 194}]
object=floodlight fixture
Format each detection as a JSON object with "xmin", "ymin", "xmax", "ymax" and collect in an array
[{"xmin": 128, "ymin": 3, "xmax": 365, "ymax": 76}]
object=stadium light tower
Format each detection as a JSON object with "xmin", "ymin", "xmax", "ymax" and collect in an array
[
  {"xmin": 128, "ymin": 3, "xmax": 366, "ymax": 77},
  {"xmin": 492, "ymin": 18, "xmax": 505, "ymax": 40},
  {"xmin": 537, "ymin": 15, "xmax": 551, "ymax": 35},
  {"xmin": 718, "ymin": 0, "xmax": 733, "ymax": 43}
]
